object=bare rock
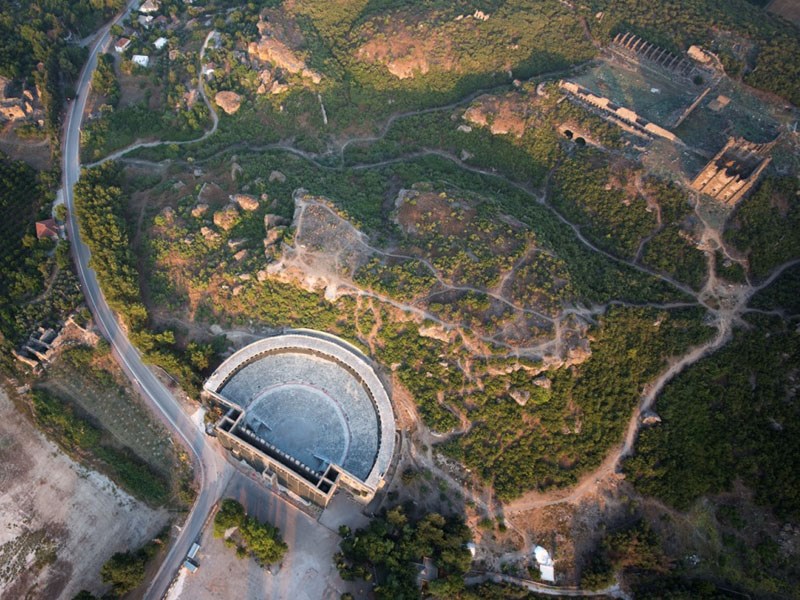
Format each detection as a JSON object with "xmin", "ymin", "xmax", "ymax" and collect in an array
[
  {"xmin": 418, "ymin": 324, "xmax": 451, "ymax": 343},
  {"xmin": 248, "ymin": 26, "xmax": 322, "ymax": 83},
  {"xmin": 533, "ymin": 375, "xmax": 552, "ymax": 389},
  {"xmin": 160, "ymin": 206, "xmax": 175, "ymax": 222},
  {"xmin": 231, "ymin": 193, "xmax": 259, "ymax": 211},
  {"xmin": 270, "ymin": 81, "xmax": 289, "ymax": 95},
  {"xmin": 214, "ymin": 91, "xmax": 241, "ymax": 114},
  {"xmin": 191, "ymin": 203, "xmax": 208, "ymax": 218},
  {"xmin": 510, "ymin": 389, "xmax": 530, "ymax": 406},
  {"xmin": 256, "ymin": 270, "xmax": 268, "ymax": 282},
  {"xmin": 268, "ymin": 170, "xmax": 286, "ymax": 183},
  {"xmin": 227, "ymin": 238, "xmax": 246, "ymax": 249},
  {"xmin": 198, "ymin": 181, "xmax": 226, "ymax": 203},
  {"xmin": 232, "ymin": 285, "xmax": 244, "ymax": 296},
  {"xmin": 263, "ymin": 226, "xmax": 285, "ymax": 247},
  {"xmin": 233, "ymin": 249, "xmax": 248, "ymax": 261},
  {"xmin": 256, "ymin": 69, "xmax": 273, "ymax": 95},
  {"xmin": 213, "ymin": 204, "xmax": 240, "ymax": 231},
  {"xmin": 200, "ymin": 226, "xmax": 220, "ymax": 242}
]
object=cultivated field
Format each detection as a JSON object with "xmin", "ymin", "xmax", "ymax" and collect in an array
[
  {"xmin": 41, "ymin": 352, "xmax": 177, "ymax": 476},
  {"xmin": 0, "ymin": 388, "xmax": 168, "ymax": 599}
]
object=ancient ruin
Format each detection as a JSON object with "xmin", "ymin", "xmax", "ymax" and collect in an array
[
  {"xmin": 559, "ymin": 80, "xmax": 679, "ymax": 143},
  {"xmin": 204, "ymin": 331, "xmax": 396, "ymax": 507},
  {"xmin": 690, "ymin": 137, "xmax": 776, "ymax": 205},
  {"xmin": 610, "ymin": 32, "xmax": 700, "ymax": 80},
  {"xmin": 0, "ymin": 77, "xmax": 44, "ymax": 125}
]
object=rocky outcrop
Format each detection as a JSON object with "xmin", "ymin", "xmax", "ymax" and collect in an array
[
  {"xmin": 214, "ymin": 91, "xmax": 241, "ymax": 114},
  {"xmin": 231, "ymin": 193, "xmax": 259, "ymax": 211},
  {"xmin": 247, "ymin": 21, "xmax": 322, "ymax": 84},
  {"xmin": 191, "ymin": 203, "xmax": 208, "ymax": 218},
  {"xmin": 641, "ymin": 411, "xmax": 662, "ymax": 426},
  {"xmin": 213, "ymin": 204, "xmax": 240, "ymax": 231},
  {"xmin": 200, "ymin": 226, "xmax": 220, "ymax": 243},
  {"xmin": 510, "ymin": 389, "xmax": 530, "ymax": 406},
  {"xmin": 264, "ymin": 226, "xmax": 285, "ymax": 247}
]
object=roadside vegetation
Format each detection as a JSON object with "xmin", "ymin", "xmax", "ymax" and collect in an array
[
  {"xmin": 0, "ymin": 153, "xmax": 82, "ymax": 371},
  {"xmin": 99, "ymin": 531, "xmax": 167, "ymax": 597},
  {"xmin": 31, "ymin": 344, "xmax": 195, "ymax": 507},
  {"xmin": 31, "ymin": 386, "xmax": 171, "ymax": 506},
  {"xmin": 74, "ymin": 163, "xmax": 217, "ymax": 395}
]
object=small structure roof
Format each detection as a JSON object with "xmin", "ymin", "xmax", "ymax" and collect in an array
[
  {"xmin": 533, "ymin": 545, "xmax": 555, "ymax": 583},
  {"xmin": 154, "ymin": 37, "xmax": 168, "ymax": 50},
  {"xmin": 114, "ymin": 37, "xmax": 131, "ymax": 52},
  {"xmin": 35, "ymin": 219, "xmax": 59, "ymax": 241},
  {"xmin": 416, "ymin": 557, "xmax": 439, "ymax": 587},
  {"xmin": 132, "ymin": 55, "xmax": 150, "ymax": 67},
  {"xmin": 539, "ymin": 564, "xmax": 555, "ymax": 583}
]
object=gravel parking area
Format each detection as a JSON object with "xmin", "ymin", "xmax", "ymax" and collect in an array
[{"xmin": 169, "ymin": 474, "xmax": 369, "ymax": 600}]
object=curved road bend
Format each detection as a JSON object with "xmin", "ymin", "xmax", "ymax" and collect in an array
[{"xmin": 61, "ymin": 3, "xmax": 232, "ymax": 599}]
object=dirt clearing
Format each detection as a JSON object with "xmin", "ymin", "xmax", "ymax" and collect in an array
[
  {"xmin": 0, "ymin": 387, "xmax": 168, "ymax": 599},
  {"xmin": 171, "ymin": 474, "xmax": 363, "ymax": 600}
]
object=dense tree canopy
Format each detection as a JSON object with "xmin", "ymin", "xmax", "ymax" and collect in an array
[{"xmin": 336, "ymin": 505, "xmax": 472, "ymax": 599}]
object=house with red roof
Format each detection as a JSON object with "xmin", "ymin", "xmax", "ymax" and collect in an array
[{"xmin": 35, "ymin": 218, "xmax": 59, "ymax": 241}]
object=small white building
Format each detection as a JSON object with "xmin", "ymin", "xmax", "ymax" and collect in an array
[
  {"xmin": 154, "ymin": 37, "xmax": 168, "ymax": 50},
  {"xmin": 137, "ymin": 14, "xmax": 153, "ymax": 28},
  {"xmin": 132, "ymin": 54, "xmax": 150, "ymax": 68},
  {"xmin": 533, "ymin": 546, "xmax": 556, "ymax": 583}
]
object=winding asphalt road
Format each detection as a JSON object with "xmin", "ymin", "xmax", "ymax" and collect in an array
[{"xmin": 61, "ymin": 3, "xmax": 232, "ymax": 599}]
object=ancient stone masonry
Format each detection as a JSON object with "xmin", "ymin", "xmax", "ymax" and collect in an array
[
  {"xmin": 205, "ymin": 331, "xmax": 396, "ymax": 507},
  {"xmin": 610, "ymin": 32, "xmax": 699, "ymax": 79},
  {"xmin": 690, "ymin": 137, "xmax": 776, "ymax": 205},
  {"xmin": 559, "ymin": 80, "xmax": 680, "ymax": 143},
  {"xmin": 0, "ymin": 77, "xmax": 44, "ymax": 125}
]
